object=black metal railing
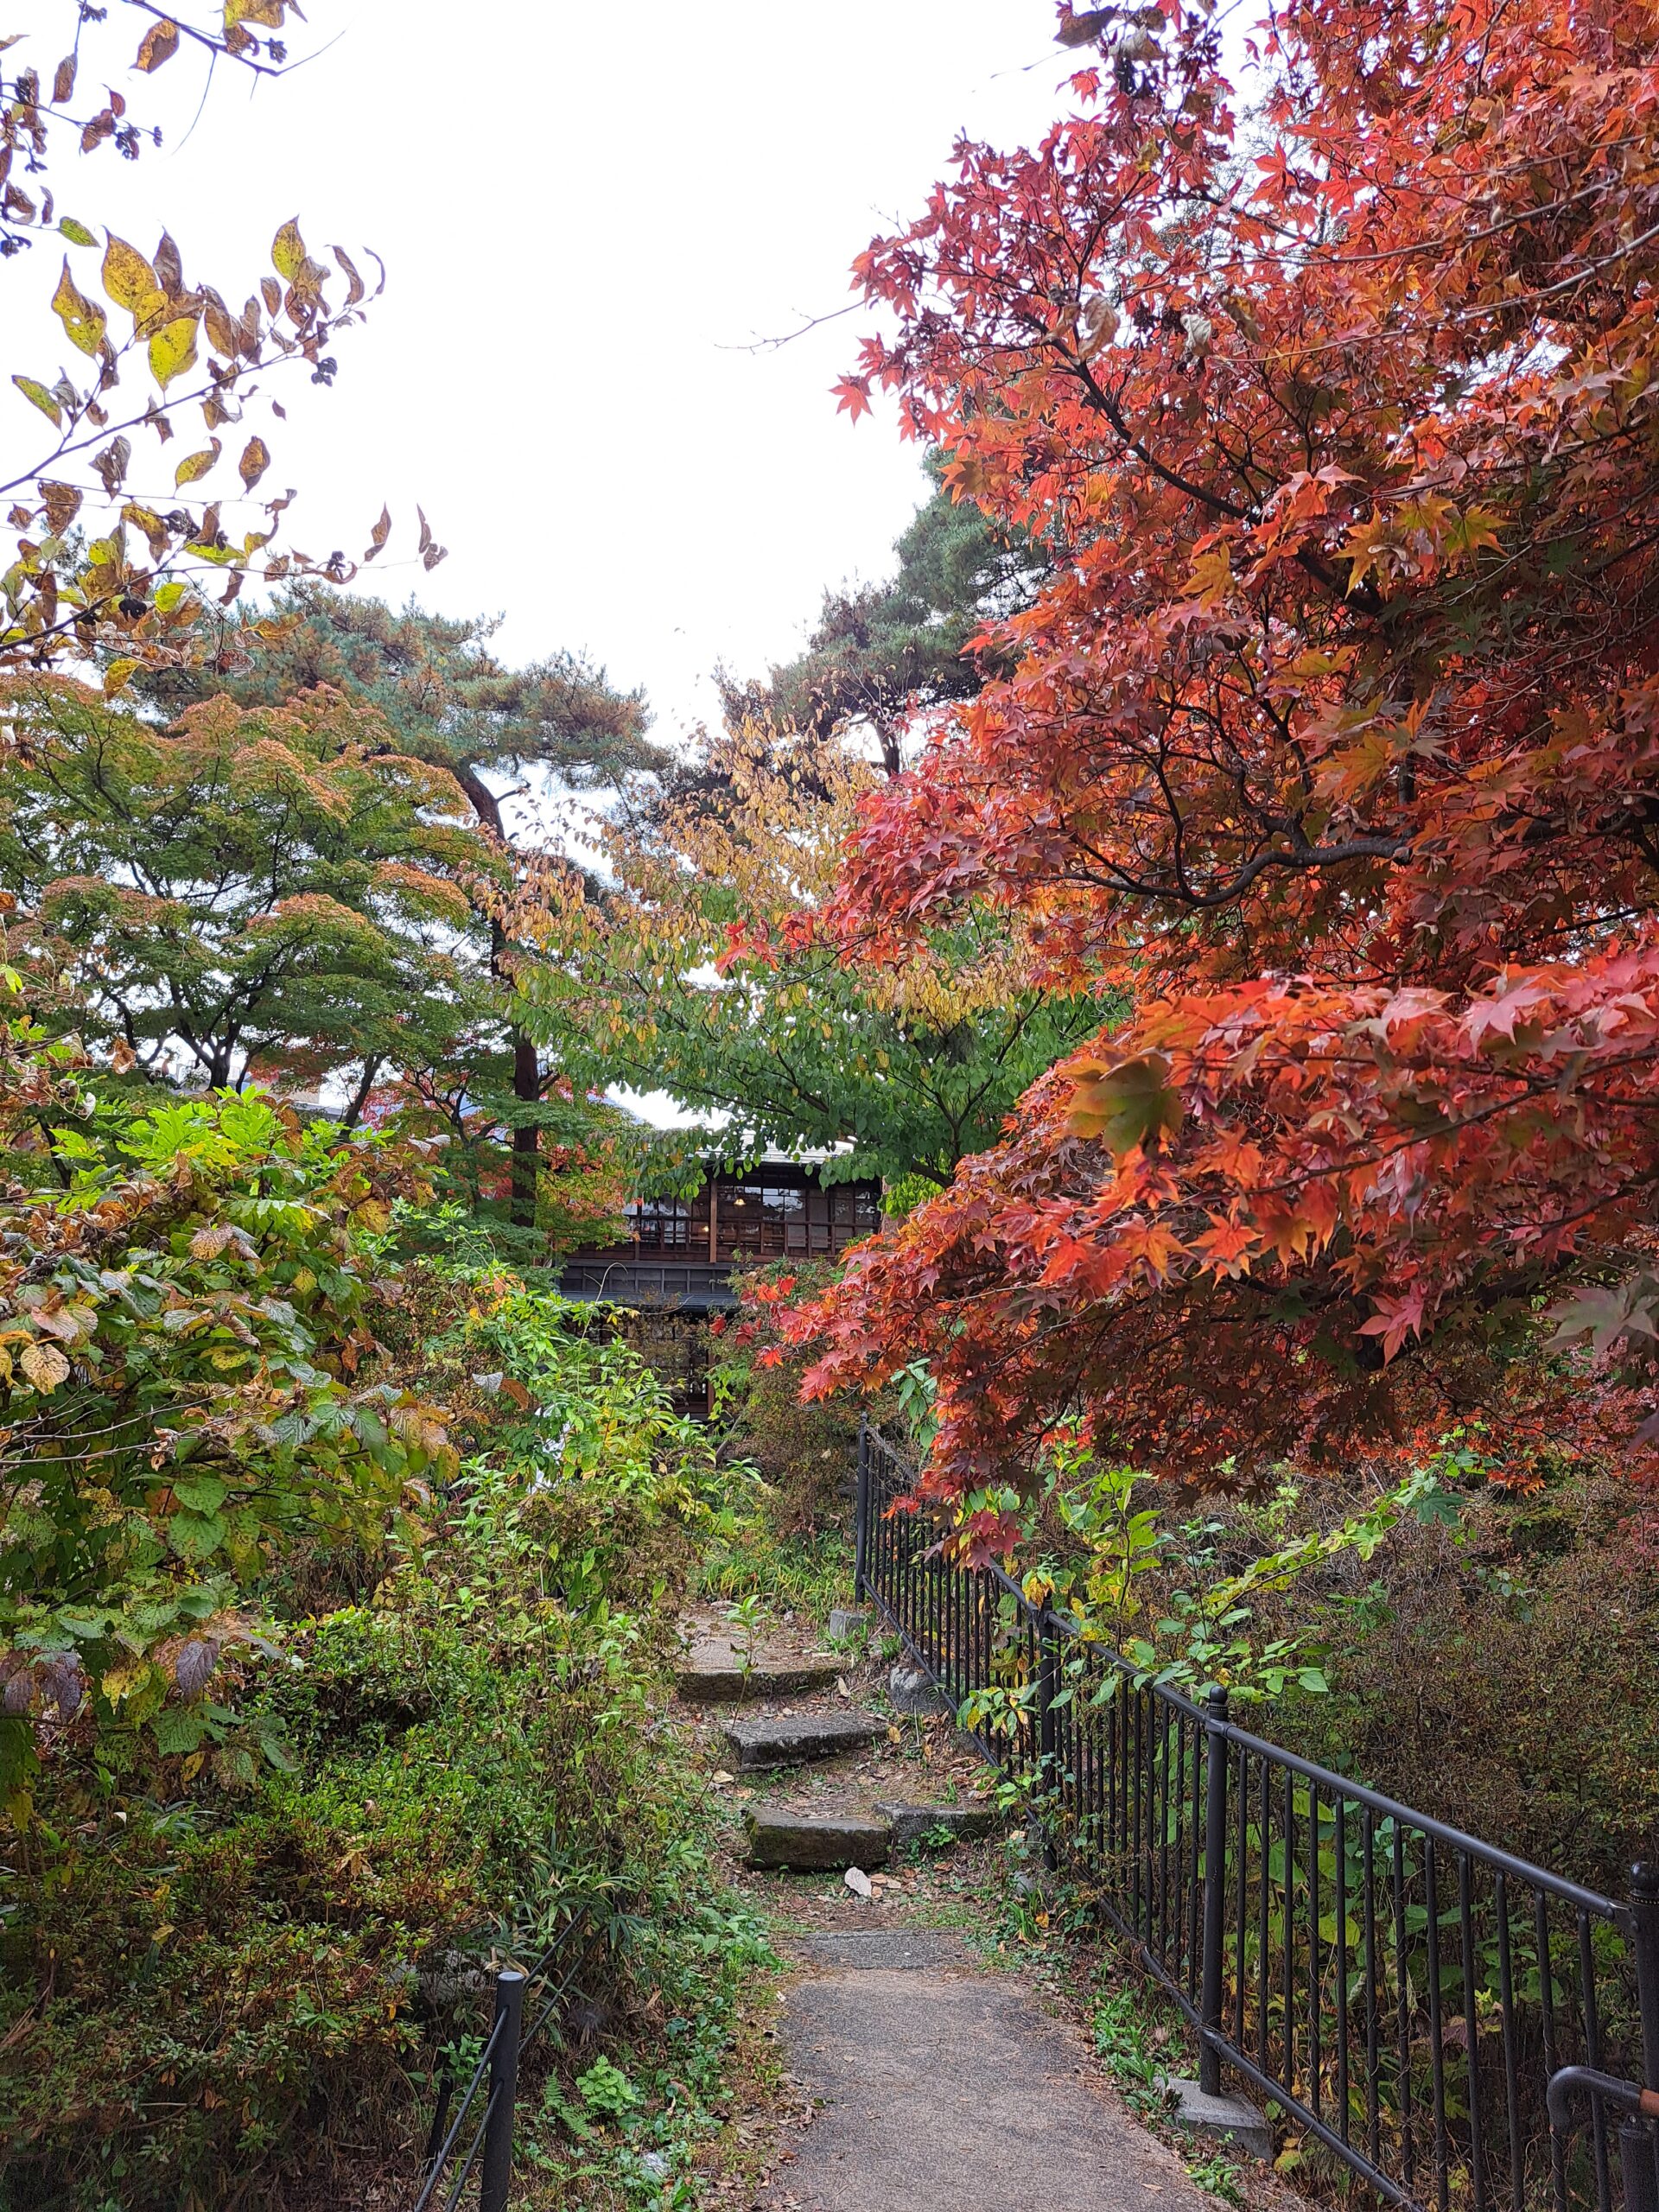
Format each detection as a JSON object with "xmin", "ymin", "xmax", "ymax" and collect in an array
[
  {"xmin": 855, "ymin": 1421, "xmax": 1659, "ymax": 2212},
  {"xmin": 412, "ymin": 1905, "xmax": 601, "ymax": 2212}
]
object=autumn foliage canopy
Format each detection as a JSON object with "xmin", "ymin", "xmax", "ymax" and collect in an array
[{"xmin": 791, "ymin": 0, "xmax": 1659, "ymax": 1499}]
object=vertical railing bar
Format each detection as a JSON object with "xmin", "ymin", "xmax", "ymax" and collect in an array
[
  {"xmin": 1258, "ymin": 1753, "xmax": 1272, "ymax": 2078},
  {"xmin": 1536, "ymin": 1893, "xmax": 1567, "ymax": 2212},
  {"xmin": 1578, "ymin": 1908, "xmax": 1611, "ymax": 2212},
  {"xmin": 1337, "ymin": 1795, "xmax": 1351, "ymax": 2146},
  {"xmin": 1394, "ymin": 1823, "xmax": 1416, "ymax": 2197},
  {"xmin": 1188, "ymin": 1705, "xmax": 1205, "ymax": 2004},
  {"xmin": 1459, "ymin": 1852, "xmax": 1487, "ymax": 2212},
  {"xmin": 1309, "ymin": 1778, "xmax": 1323, "ymax": 2120},
  {"xmin": 1493, "ymin": 1872, "xmax": 1523, "ymax": 2212},
  {"xmin": 1199, "ymin": 1686, "xmax": 1230, "ymax": 2100},
  {"xmin": 1425, "ymin": 1840, "xmax": 1449, "ymax": 2212},
  {"xmin": 1284, "ymin": 1765, "xmax": 1297, "ymax": 2101},
  {"xmin": 1363, "ymin": 1806, "xmax": 1381, "ymax": 2171},
  {"xmin": 1141, "ymin": 1681, "xmax": 1150, "ymax": 1929},
  {"xmin": 855, "ymin": 1421, "xmax": 869, "ymax": 1601},
  {"xmin": 1160, "ymin": 1697, "xmax": 1173, "ymax": 1969},
  {"xmin": 477, "ymin": 1967, "xmax": 524, "ymax": 2212},
  {"xmin": 1235, "ymin": 1736, "xmax": 1249, "ymax": 2051}
]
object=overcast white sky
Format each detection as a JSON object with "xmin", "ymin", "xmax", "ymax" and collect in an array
[{"xmin": 8, "ymin": 0, "xmax": 1072, "ymax": 741}]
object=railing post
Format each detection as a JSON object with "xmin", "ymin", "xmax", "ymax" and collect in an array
[
  {"xmin": 1628, "ymin": 1865, "xmax": 1659, "ymax": 2210},
  {"xmin": 1035, "ymin": 1598, "xmax": 1058, "ymax": 1872},
  {"xmin": 855, "ymin": 1421, "xmax": 871, "ymax": 1600},
  {"xmin": 1199, "ymin": 1683, "xmax": 1231, "ymax": 2098},
  {"xmin": 479, "ymin": 1967, "xmax": 525, "ymax": 2212}
]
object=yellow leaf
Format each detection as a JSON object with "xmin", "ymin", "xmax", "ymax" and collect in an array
[
  {"xmin": 104, "ymin": 657, "xmax": 140, "ymax": 698},
  {"xmin": 19, "ymin": 1340, "xmax": 70, "ymax": 1392},
  {"xmin": 148, "ymin": 314, "xmax": 199, "ymax": 391},
  {"xmin": 180, "ymin": 1752, "xmax": 204, "ymax": 1783},
  {"xmin": 1183, "ymin": 541, "xmax": 1232, "ymax": 609},
  {"xmin": 1065, "ymin": 1052, "xmax": 1185, "ymax": 1157},
  {"xmin": 175, "ymin": 441, "xmax": 220, "ymax": 487},
  {"xmin": 271, "ymin": 217, "xmax": 307, "ymax": 282},
  {"xmin": 238, "ymin": 435, "xmax": 270, "ymax": 490},
  {"xmin": 51, "ymin": 258, "xmax": 106, "ymax": 356},
  {"xmin": 102, "ymin": 233, "xmax": 161, "ymax": 315}
]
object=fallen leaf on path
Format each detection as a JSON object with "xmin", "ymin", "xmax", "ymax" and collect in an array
[{"xmin": 843, "ymin": 1866, "xmax": 873, "ymax": 1899}]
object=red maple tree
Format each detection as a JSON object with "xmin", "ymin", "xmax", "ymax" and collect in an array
[{"xmin": 789, "ymin": 0, "xmax": 1659, "ymax": 1497}]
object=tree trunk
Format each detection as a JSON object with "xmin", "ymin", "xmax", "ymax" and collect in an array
[{"xmin": 457, "ymin": 763, "xmax": 541, "ymax": 1230}]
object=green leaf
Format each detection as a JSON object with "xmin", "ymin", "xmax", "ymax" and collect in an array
[
  {"xmin": 168, "ymin": 1510, "xmax": 229, "ymax": 1562},
  {"xmin": 170, "ymin": 1473, "xmax": 227, "ymax": 1514},
  {"xmin": 154, "ymin": 1707, "xmax": 208, "ymax": 1756},
  {"xmin": 58, "ymin": 218, "xmax": 97, "ymax": 248},
  {"xmin": 12, "ymin": 376, "xmax": 62, "ymax": 426}
]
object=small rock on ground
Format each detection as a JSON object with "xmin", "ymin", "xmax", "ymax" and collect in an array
[{"xmin": 887, "ymin": 1662, "xmax": 950, "ymax": 1718}]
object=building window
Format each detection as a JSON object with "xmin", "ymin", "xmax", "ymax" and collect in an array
[
  {"xmin": 630, "ymin": 1197, "xmax": 692, "ymax": 1251},
  {"xmin": 715, "ymin": 1177, "xmax": 878, "ymax": 1260}
]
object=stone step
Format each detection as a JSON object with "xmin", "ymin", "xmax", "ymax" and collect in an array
[
  {"xmin": 720, "ymin": 1708, "xmax": 883, "ymax": 1770},
  {"xmin": 677, "ymin": 1651, "xmax": 842, "ymax": 1704},
  {"xmin": 746, "ymin": 1807, "xmax": 892, "ymax": 1871},
  {"xmin": 874, "ymin": 1799, "xmax": 997, "ymax": 1847}
]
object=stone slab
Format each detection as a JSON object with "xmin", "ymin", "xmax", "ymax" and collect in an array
[
  {"xmin": 889, "ymin": 1660, "xmax": 951, "ymax": 1718},
  {"xmin": 758, "ymin": 1949, "xmax": 1209, "ymax": 2212},
  {"xmin": 1163, "ymin": 2076, "xmax": 1274, "ymax": 2162},
  {"xmin": 745, "ymin": 1808, "xmax": 892, "ymax": 1871},
  {"xmin": 721, "ymin": 1708, "xmax": 882, "ymax": 1770},
  {"xmin": 826, "ymin": 1606, "xmax": 872, "ymax": 1643},
  {"xmin": 677, "ymin": 1652, "xmax": 841, "ymax": 1703},
  {"xmin": 874, "ymin": 1799, "xmax": 997, "ymax": 1847}
]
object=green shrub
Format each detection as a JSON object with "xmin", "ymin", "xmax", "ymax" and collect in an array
[{"xmin": 0, "ymin": 1256, "xmax": 737, "ymax": 2210}]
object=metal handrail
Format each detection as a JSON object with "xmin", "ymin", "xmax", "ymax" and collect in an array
[
  {"xmin": 857, "ymin": 1419, "xmax": 1658, "ymax": 2212},
  {"xmin": 411, "ymin": 1906, "xmax": 595, "ymax": 2212}
]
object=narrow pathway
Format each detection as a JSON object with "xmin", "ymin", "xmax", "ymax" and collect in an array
[
  {"xmin": 677, "ymin": 1604, "xmax": 1217, "ymax": 2212},
  {"xmin": 758, "ymin": 1927, "xmax": 1208, "ymax": 2212}
]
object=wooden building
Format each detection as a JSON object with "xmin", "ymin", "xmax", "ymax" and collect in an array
[{"xmin": 559, "ymin": 1158, "xmax": 883, "ymax": 1310}]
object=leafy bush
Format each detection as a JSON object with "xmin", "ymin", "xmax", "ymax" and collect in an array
[
  {"xmin": 0, "ymin": 1053, "xmax": 451, "ymax": 1817},
  {"xmin": 0, "ymin": 1230, "xmax": 741, "ymax": 2209}
]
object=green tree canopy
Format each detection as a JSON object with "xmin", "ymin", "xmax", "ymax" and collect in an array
[
  {"xmin": 2, "ymin": 677, "xmax": 494, "ymax": 1116},
  {"xmin": 518, "ymin": 713, "xmax": 1098, "ymax": 1192},
  {"xmin": 148, "ymin": 586, "xmax": 664, "ymax": 1220},
  {"xmin": 726, "ymin": 449, "xmax": 1044, "ymax": 774}
]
